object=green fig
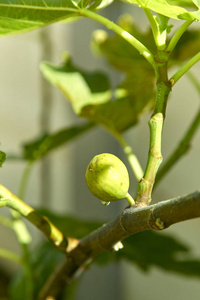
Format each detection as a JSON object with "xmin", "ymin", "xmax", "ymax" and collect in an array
[{"xmin": 85, "ymin": 153, "xmax": 134, "ymax": 205}]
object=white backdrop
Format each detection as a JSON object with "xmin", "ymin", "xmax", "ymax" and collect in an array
[{"xmin": 1, "ymin": 1, "xmax": 200, "ymax": 299}]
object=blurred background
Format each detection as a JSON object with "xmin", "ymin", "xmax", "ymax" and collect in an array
[{"xmin": 1, "ymin": 1, "xmax": 200, "ymax": 299}]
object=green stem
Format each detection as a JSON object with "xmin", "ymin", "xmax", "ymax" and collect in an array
[
  {"xmin": 0, "ymin": 215, "xmax": 13, "ymax": 229},
  {"xmin": 167, "ymin": 20, "xmax": 193, "ymax": 53},
  {"xmin": 135, "ymin": 61, "xmax": 171, "ymax": 205},
  {"xmin": 125, "ymin": 193, "xmax": 135, "ymax": 206},
  {"xmin": 0, "ymin": 248, "xmax": 22, "ymax": 264},
  {"xmin": 170, "ymin": 52, "xmax": 200, "ymax": 86},
  {"xmin": 10, "ymin": 161, "xmax": 34, "ymax": 299},
  {"xmin": 143, "ymin": 8, "xmax": 159, "ymax": 44},
  {"xmin": 0, "ymin": 185, "xmax": 68, "ymax": 253},
  {"xmin": 136, "ymin": 112, "xmax": 164, "ymax": 205},
  {"xmin": 11, "ymin": 215, "xmax": 32, "ymax": 245},
  {"xmin": 155, "ymin": 73, "xmax": 200, "ymax": 186},
  {"xmin": 143, "ymin": 9, "xmax": 167, "ymax": 50},
  {"xmin": 79, "ymin": 8, "xmax": 156, "ymax": 70},
  {"xmin": 0, "ymin": 208, "xmax": 33, "ymax": 296},
  {"xmin": 11, "ymin": 161, "xmax": 34, "ymax": 245},
  {"xmin": 114, "ymin": 133, "xmax": 143, "ymax": 182},
  {"xmin": 18, "ymin": 161, "xmax": 34, "ymax": 200}
]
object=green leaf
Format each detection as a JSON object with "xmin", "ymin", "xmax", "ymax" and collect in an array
[
  {"xmin": 0, "ymin": 0, "xmax": 113, "ymax": 37},
  {"xmin": 122, "ymin": 0, "xmax": 200, "ymax": 21},
  {"xmin": 41, "ymin": 53, "xmax": 111, "ymax": 115},
  {"xmin": 79, "ymin": 0, "xmax": 114, "ymax": 10},
  {"xmin": 91, "ymin": 15, "xmax": 156, "ymax": 126},
  {"xmin": 0, "ymin": 267, "xmax": 10, "ymax": 298},
  {"xmin": 23, "ymin": 122, "xmax": 94, "ymax": 161},
  {"xmin": 0, "ymin": 150, "xmax": 6, "ymax": 167},
  {"xmin": 9, "ymin": 242, "xmax": 65, "ymax": 300},
  {"xmin": 41, "ymin": 52, "xmax": 154, "ymax": 133},
  {"xmin": 116, "ymin": 231, "xmax": 200, "ymax": 277},
  {"xmin": 0, "ymin": 0, "xmax": 78, "ymax": 36}
]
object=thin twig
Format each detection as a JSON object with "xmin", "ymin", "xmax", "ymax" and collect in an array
[
  {"xmin": 0, "ymin": 248, "xmax": 22, "ymax": 264},
  {"xmin": 114, "ymin": 133, "xmax": 144, "ymax": 182},
  {"xmin": 0, "ymin": 185, "xmax": 69, "ymax": 252},
  {"xmin": 79, "ymin": 8, "xmax": 156, "ymax": 70},
  {"xmin": 170, "ymin": 52, "xmax": 200, "ymax": 85}
]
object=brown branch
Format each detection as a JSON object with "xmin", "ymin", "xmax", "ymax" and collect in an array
[{"xmin": 38, "ymin": 190, "xmax": 200, "ymax": 300}]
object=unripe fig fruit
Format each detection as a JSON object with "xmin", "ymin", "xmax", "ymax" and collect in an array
[{"xmin": 85, "ymin": 153, "xmax": 131, "ymax": 204}]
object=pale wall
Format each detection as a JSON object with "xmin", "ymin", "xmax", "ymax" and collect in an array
[{"xmin": 0, "ymin": 2, "xmax": 200, "ymax": 300}]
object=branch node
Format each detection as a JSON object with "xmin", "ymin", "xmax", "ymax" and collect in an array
[
  {"xmin": 149, "ymin": 207, "xmax": 165, "ymax": 230},
  {"xmin": 155, "ymin": 218, "xmax": 165, "ymax": 230},
  {"xmin": 119, "ymin": 208, "xmax": 133, "ymax": 233}
]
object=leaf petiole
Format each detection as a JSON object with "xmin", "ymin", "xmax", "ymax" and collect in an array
[
  {"xmin": 170, "ymin": 52, "xmax": 200, "ymax": 86},
  {"xmin": 114, "ymin": 133, "xmax": 144, "ymax": 182},
  {"xmin": 167, "ymin": 20, "xmax": 193, "ymax": 53},
  {"xmin": 143, "ymin": 9, "xmax": 167, "ymax": 50},
  {"xmin": 0, "ymin": 248, "xmax": 22, "ymax": 264},
  {"xmin": 79, "ymin": 8, "xmax": 156, "ymax": 70}
]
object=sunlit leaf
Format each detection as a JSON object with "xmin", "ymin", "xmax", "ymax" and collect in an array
[
  {"xmin": 37, "ymin": 208, "xmax": 101, "ymax": 238},
  {"xmin": 0, "ymin": 0, "xmax": 113, "ymax": 36},
  {"xmin": 41, "ymin": 53, "xmax": 111, "ymax": 115},
  {"xmin": 122, "ymin": 0, "xmax": 200, "ymax": 21},
  {"xmin": 41, "ymin": 52, "xmax": 154, "ymax": 133}
]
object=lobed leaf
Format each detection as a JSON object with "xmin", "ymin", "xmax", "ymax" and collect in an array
[
  {"xmin": 41, "ymin": 53, "xmax": 154, "ymax": 133},
  {"xmin": 23, "ymin": 122, "xmax": 94, "ymax": 161},
  {"xmin": 122, "ymin": 0, "xmax": 200, "ymax": 21},
  {"xmin": 118, "ymin": 231, "xmax": 200, "ymax": 277},
  {"xmin": 0, "ymin": 0, "xmax": 113, "ymax": 36}
]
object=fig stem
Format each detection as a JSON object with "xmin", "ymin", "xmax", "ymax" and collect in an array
[
  {"xmin": 125, "ymin": 193, "xmax": 135, "ymax": 206},
  {"xmin": 114, "ymin": 133, "xmax": 143, "ymax": 182}
]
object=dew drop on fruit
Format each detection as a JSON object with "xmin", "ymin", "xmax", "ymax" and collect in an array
[{"xmin": 100, "ymin": 201, "xmax": 110, "ymax": 206}]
